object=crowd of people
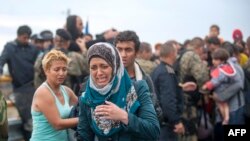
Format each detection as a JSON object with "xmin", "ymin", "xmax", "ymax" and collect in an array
[{"xmin": 0, "ymin": 14, "xmax": 250, "ymax": 141}]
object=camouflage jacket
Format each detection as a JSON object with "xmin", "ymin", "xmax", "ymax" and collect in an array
[
  {"xmin": 0, "ymin": 91, "xmax": 8, "ymax": 140},
  {"xmin": 136, "ymin": 58, "xmax": 157, "ymax": 75},
  {"xmin": 67, "ymin": 52, "xmax": 89, "ymax": 77},
  {"xmin": 179, "ymin": 51, "xmax": 209, "ymax": 94},
  {"xmin": 34, "ymin": 53, "xmax": 45, "ymax": 88}
]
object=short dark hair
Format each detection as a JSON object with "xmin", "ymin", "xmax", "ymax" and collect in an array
[
  {"xmin": 139, "ymin": 42, "xmax": 152, "ymax": 53},
  {"xmin": 160, "ymin": 40, "xmax": 177, "ymax": 57},
  {"xmin": 189, "ymin": 37, "xmax": 204, "ymax": 49},
  {"xmin": 207, "ymin": 36, "xmax": 221, "ymax": 46},
  {"xmin": 210, "ymin": 24, "xmax": 220, "ymax": 32},
  {"xmin": 30, "ymin": 34, "xmax": 37, "ymax": 40},
  {"xmin": 221, "ymin": 41, "xmax": 239, "ymax": 57},
  {"xmin": 183, "ymin": 39, "xmax": 191, "ymax": 48},
  {"xmin": 154, "ymin": 43, "xmax": 162, "ymax": 50},
  {"xmin": 56, "ymin": 28, "xmax": 72, "ymax": 41},
  {"xmin": 17, "ymin": 25, "xmax": 32, "ymax": 36},
  {"xmin": 40, "ymin": 30, "xmax": 53, "ymax": 40},
  {"xmin": 212, "ymin": 48, "xmax": 229, "ymax": 62},
  {"xmin": 114, "ymin": 30, "xmax": 140, "ymax": 52}
]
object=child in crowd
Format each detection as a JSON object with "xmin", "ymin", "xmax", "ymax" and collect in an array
[{"xmin": 202, "ymin": 48, "xmax": 236, "ymax": 125}]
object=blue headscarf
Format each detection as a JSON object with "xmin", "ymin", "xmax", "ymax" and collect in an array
[{"xmin": 81, "ymin": 42, "xmax": 140, "ymax": 136}]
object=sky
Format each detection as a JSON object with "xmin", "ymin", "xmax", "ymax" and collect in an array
[{"xmin": 0, "ymin": 0, "xmax": 250, "ymax": 53}]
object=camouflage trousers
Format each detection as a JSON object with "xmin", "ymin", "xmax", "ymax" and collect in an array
[
  {"xmin": 0, "ymin": 91, "xmax": 8, "ymax": 141},
  {"xmin": 178, "ymin": 135, "xmax": 197, "ymax": 141},
  {"xmin": 178, "ymin": 94, "xmax": 199, "ymax": 141}
]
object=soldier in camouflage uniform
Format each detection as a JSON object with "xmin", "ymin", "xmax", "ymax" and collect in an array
[
  {"xmin": 178, "ymin": 37, "xmax": 210, "ymax": 141},
  {"xmin": 0, "ymin": 90, "xmax": 8, "ymax": 141},
  {"xmin": 136, "ymin": 59, "xmax": 157, "ymax": 75},
  {"xmin": 136, "ymin": 42, "xmax": 157, "ymax": 75},
  {"xmin": 34, "ymin": 53, "xmax": 46, "ymax": 88},
  {"xmin": 34, "ymin": 29, "xmax": 89, "ymax": 95}
]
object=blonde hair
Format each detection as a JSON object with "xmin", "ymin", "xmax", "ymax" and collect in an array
[{"xmin": 42, "ymin": 49, "xmax": 69, "ymax": 71}]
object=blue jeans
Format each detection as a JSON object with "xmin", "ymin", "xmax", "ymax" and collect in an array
[{"xmin": 229, "ymin": 106, "xmax": 245, "ymax": 125}]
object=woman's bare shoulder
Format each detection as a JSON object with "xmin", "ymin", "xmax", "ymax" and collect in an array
[
  {"xmin": 34, "ymin": 85, "xmax": 54, "ymax": 101},
  {"xmin": 62, "ymin": 85, "xmax": 75, "ymax": 95}
]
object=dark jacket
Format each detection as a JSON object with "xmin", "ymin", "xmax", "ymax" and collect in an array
[
  {"xmin": 151, "ymin": 62, "xmax": 183, "ymax": 125},
  {"xmin": 0, "ymin": 40, "xmax": 39, "ymax": 88},
  {"xmin": 77, "ymin": 80, "xmax": 160, "ymax": 141}
]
